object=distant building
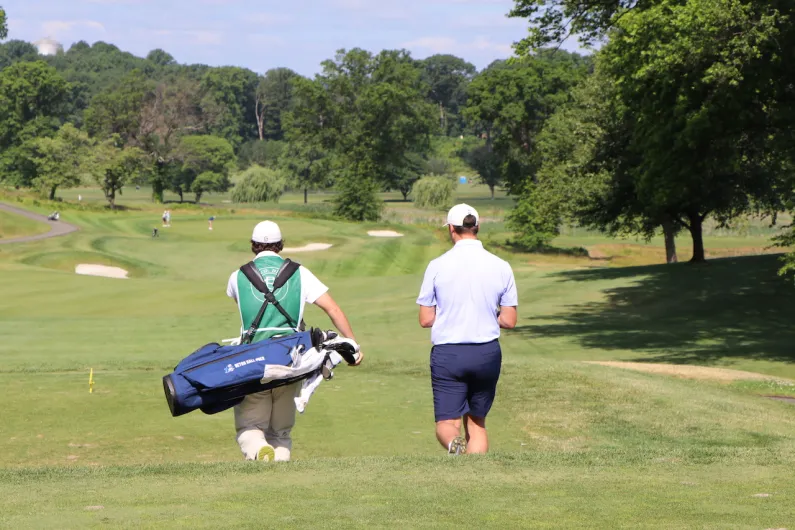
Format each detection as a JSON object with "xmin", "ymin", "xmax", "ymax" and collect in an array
[{"xmin": 33, "ymin": 37, "xmax": 63, "ymax": 56}]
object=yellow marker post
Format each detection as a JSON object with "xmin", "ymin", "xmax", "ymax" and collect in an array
[{"xmin": 89, "ymin": 368, "xmax": 94, "ymax": 394}]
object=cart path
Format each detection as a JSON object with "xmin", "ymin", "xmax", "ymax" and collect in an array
[{"xmin": 0, "ymin": 202, "xmax": 79, "ymax": 244}]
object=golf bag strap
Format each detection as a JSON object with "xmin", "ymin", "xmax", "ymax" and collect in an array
[{"xmin": 239, "ymin": 260, "xmax": 301, "ymax": 343}]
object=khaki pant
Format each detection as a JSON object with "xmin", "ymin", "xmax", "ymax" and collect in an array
[{"xmin": 234, "ymin": 381, "xmax": 301, "ymax": 461}]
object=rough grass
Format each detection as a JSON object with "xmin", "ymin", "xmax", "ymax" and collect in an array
[
  {"xmin": 1, "ymin": 203, "xmax": 795, "ymax": 527},
  {"xmin": 0, "ymin": 208, "xmax": 50, "ymax": 239}
]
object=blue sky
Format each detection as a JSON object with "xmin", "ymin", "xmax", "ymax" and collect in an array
[{"xmin": 0, "ymin": 0, "xmax": 571, "ymax": 76}]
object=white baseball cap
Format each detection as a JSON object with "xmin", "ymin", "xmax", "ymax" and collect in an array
[
  {"xmin": 251, "ymin": 221, "xmax": 282, "ymax": 243},
  {"xmin": 444, "ymin": 203, "xmax": 479, "ymax": 227}
]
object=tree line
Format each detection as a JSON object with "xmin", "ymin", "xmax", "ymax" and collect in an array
[{"xmin": 2, "ymin": 1, "xmax": 794, "ymax": 267}]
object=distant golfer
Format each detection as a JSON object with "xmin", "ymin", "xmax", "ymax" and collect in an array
[
  {"xmin": 226, "ymin": 220, "xmax": 363, "ymax": 462},
  {"xmin": 417, "ymin": 204, "xmax": 518, "ymax": 455},
  {"xmin": 208, "ymin": 216, "xmax": 215, "ymax": 231}
]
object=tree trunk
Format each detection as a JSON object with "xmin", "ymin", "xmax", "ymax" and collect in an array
[
  {"xmin": 152, "ymin": 180, "xmax": 164, "ymax": 203},
  {"xmin": 490, "ymin": 185, "xmax": 495, "ymax": 200},
  {"xmin": 662, "ymin": 220, "xmax": 678, "ymax": 264},
  {"xmin": 107, "ymin": 190, "xmax": 116, "ymax": 210},
  {"xmin": 195, "ymin": 192, "xmax": 203, "ymax": 203},
  {"xmin": 49, "ymin": 186, "xmax": 57, "ymax": 201},
  {"xmin": 687, "ymin": 212, "xmax": 705, "ymax": 262},
  {"xmin": 178, "ymin": 189, "xmax": 183, "ymax": 203},
  {"xmin": 304, "ymin": 187, "xmax": 308, "ymax": 204},
  {"xmin": 255, "ymin": 97, "xmax": 265, "ymax": 141}
]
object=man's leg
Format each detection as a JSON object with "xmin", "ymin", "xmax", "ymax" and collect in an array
[
  {"xmin": 430, "ymin": 345, "xmax": 469, "ymax": 453},
  {"xmin": 234, "ymin": 390, "xmax": 276, "ymax": 461},
  {"xmin": 464, "ymin": 340, "xmax": 502, "ymax": 455},
  {"xmin": 463, "ymin": 415, "xmax": 488, "ymax": 454},
  {"xmin": 265, "ymin": 382, "xmax": 301, "ymax": 462},
  {"xmin": 436, "ymin": 418, "xmax": 463, "ymax": 451}
]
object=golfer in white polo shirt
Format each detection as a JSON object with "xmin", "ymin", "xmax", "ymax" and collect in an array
[
  {"xmin": 417, "ymin": 204, "xmax": 518, "ymax": 455},
  {"xmin": 226, "ymin": 220, "xmax": 363, "ymax": 462}
]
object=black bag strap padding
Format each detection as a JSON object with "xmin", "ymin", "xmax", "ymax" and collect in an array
[{"xmin": 239, "ymin": 259, "xmax": 301, "ymax": 343}]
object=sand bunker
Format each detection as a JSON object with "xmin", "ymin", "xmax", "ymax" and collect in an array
[
  {"xmin": 75, "ymin": 264, "xmax": 129, "ymax": 279},
  {"xmin": 283, "ymin": 243, "xmax": 333, "ymax": 253},
  {"xmin": 585, "ymin": 361, "xmax": 791, "ymax": 382},
  {"xmin": 368, "ymin": 230, "xmax": 404, "ymax": 238}
]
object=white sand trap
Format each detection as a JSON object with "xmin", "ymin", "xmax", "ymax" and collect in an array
[
  {"xmin": 368, "ymin": 230, "xmax": 404, "ymax": 238},
  {"xmin": 283, "ymin": 243, "xmax": 333, "ymax": 253},
  {"xmin": 75, "ymin": 264, "xmax": 129, "ymax": 279},
  {"xmin": 585, "ymin": 361, "xmax": 792, "ymax": 383}
]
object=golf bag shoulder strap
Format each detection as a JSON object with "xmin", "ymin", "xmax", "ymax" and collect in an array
[
  {"xmin": 239, "ymin": 260, "xmax": 301, "ymax": 343},
  {"xmin": 240, "ymin": 259, "xmax": 300, "ymax": 294}
]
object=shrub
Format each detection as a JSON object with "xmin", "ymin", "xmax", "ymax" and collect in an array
[
  {"xmin": 333, "ymin": 168, "xmax": 382, "ymax": 221},
  {"xmin": 412, "ymin": 175, "xmax": 456, "ymax": 210},
  {"xmin": 231, "ymin": 165, "xmax": 285, "ymax": 203}
]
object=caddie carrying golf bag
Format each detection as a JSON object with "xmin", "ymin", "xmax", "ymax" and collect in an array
[{"xmin": 163, "ymin": 258, "xmax": 359, "ymax": 417}]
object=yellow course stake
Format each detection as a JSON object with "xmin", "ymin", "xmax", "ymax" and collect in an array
[{"xmin": 89, "ymin": 368, "xmax": 95, "ymax": 394}]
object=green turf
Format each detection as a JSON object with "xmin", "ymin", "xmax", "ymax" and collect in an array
[
  {"xmin": 0, "ymin": 208, "xmax": 50, "ymax": 239},
  {"xmin": 1, "ymin": 201, "xmax": 794, "ymax": 527}
]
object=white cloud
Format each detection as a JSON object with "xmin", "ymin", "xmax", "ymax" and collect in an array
[{"xmin": 41, "ymin": 20, "xmax": 106, "ymax": 39}]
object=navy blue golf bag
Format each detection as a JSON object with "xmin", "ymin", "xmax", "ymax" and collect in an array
[{"xmin": 163, "ymin": 330, "xmax": 320, "ymax": 417}]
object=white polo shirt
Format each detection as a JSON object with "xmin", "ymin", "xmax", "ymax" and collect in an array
[
  {"xmin": 226, "ymin": 251, "xmax": 329, "ymax": 330},
  {"xmin": 417, "ymin": 240, "xmax": 518, "ymax": 345}
]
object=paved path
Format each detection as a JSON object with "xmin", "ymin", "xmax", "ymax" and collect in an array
[{"xmin": 0, "ymin": 202, "xmax": 79, "ymax": 245}]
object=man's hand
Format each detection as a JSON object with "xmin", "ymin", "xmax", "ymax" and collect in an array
[{"xmin": 314, "ymin": 293, "xmax": 363, "ymax": 366}]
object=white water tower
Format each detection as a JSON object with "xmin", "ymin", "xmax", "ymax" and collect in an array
[{"xmin": 33, "ymin": 37, "xmax": 63, "ymax": 56}]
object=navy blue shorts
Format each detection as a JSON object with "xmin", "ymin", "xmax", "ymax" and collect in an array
[{"xmin": 430, "ymin": 340, "xmax": 502, "ymax": 422}]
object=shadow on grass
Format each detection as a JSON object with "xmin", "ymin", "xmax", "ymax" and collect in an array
[{"xmin": 516, "ymin": 254, "xmax": 795, "ymax": 365}]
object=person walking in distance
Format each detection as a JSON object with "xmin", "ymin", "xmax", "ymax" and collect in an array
[
  {"xmin": 416, "ymin": 204, "xmax": 518, "ymax": 455},
  {"xmin": 226, "ymin": 220, "xmax": 363, "ymax": 462}
]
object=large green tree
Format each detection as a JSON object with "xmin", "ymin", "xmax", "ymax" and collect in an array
[
  {"xmin": 464, "ymin": 51, "xmax": 591, "ymax": 195},
  {"xmin": 29, "ymin": 123, "xmax": 92, "ymax": 200},
  {"xmin": 287, "ymin": 48, "xmax": 435, "ymax": 220},
  {"xmin": 278, "ymin": 138, "xmax": 329, "ymax": 204},
  {"xmin": 511, "ymin": 0, "xmax": 795, "ymax": 263},
  {"xmin": 255, "ymin": 68, "xmax": 299, "ymax": 141},
  {"xmin": 0, "ymin": 40, "xmax": 39, "ymax": 69},
  {"xmin": 420, "ymin": 55, "xmax": 476, "ymax": 135},
  {"xmin": 0, "ymin": 61, "xmax": 70, "ymax": 187},
  {"xmin": 84, "ymin": 69, "xmax": 152, "ymax": 143},
  {"xmin": 174, "ymin": 135, "xmax": 235, "ymax": 202},
  {"xmin": 87, "ymin": 136, "xmax": 145, "ymax": 209},
  {"xmin": 202, "ymin": 66, "xmax": 258, "ymax": 149}
]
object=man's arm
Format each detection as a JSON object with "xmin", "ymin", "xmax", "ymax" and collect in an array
[
  {"xmin": 498, "ymin": 306, "xmax": 517, "ymax": 329},
  {"xmin": 313, "ymin": 292, "xmax": 363, "ymax": 366},
  {"xmin": 498, "ymin": 265, "xmax": 518, "ymax": 329},
  {"xmin": 419, "ymin": 305, "xmax": 436, "ymax": 328},
  {"xmin": 226, "ymin": 271, "xmax": 239, "ymax": 302},
  {"xmin": 416, "ymin": 262, "xmax": 437, "ymax": 328}
]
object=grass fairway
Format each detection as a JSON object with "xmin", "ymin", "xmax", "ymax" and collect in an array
[
  {"xmin": 0, "ymin": 208, "xmax": 50, "ymax": 240},
  {"xmin": 1, "ymin": 204, "xmax": 794, "ymax": 528}
]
